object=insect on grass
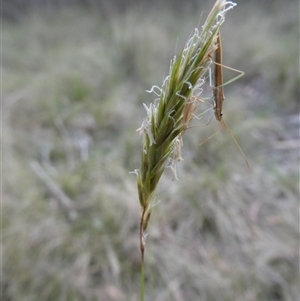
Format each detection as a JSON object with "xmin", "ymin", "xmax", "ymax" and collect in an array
[{"xmin": 201, "ymin": 32, "xmax": 250, "ymax": 170}]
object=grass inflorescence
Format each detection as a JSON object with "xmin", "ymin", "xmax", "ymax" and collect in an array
[{"xmin": 136, "ymin": 1, "xmax": 237, "ymax": 298}]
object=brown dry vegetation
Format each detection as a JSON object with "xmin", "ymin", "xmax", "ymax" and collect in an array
[{"xmin": 2, "ymin": 1, "xmax": 299, "ymax": 301}]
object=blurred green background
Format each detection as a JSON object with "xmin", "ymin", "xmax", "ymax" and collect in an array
[{"xmin": 2, "ymin": 0, "xmax": 299, "ymax": 300}]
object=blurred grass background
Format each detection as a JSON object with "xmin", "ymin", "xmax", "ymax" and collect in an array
[{"xmin": 2, "ymin": 0, "xmax": 299, "ymax": 300}]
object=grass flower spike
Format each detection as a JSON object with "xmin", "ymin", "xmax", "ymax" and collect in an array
[
  {"xmin": 136, "ymin": 1, "xmax": 237, "ymax": 299},
  {"xmin": 137, "ymin": 0, "xmax": 236, "ymax": 243}
]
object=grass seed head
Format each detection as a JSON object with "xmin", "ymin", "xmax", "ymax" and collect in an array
[{"xmin": 137, "ymin": 0, "xmax": 237, "ymax": 229}]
